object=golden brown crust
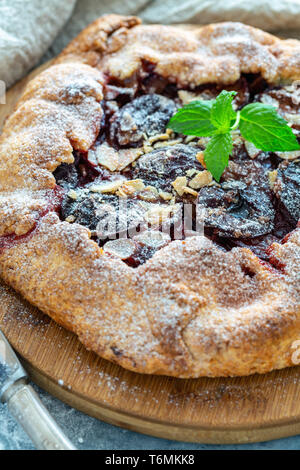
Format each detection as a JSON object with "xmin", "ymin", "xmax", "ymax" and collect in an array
[
  {"xmin": 0, "ymin": 213, "xmax": 298, "ymax": 377},
  {"xmin": 58, "ymin": 17, "xmax": 300, "ymax": 86},
  {"xmin": 0, "ymin": 15, "xmax": 299, "ymax": 377}
]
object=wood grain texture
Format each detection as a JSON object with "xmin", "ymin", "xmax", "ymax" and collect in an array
[{"xmin": 0, "ymin": 63, "xmax": 299, "ymax": 444}]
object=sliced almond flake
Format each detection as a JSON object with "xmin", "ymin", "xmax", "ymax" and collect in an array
[
  {"xmin": 89, "ymin": 142, "xmax": 119, "ymax": 171},
  {"xmin": 90, "ymin": 179, "xmax": 124, "ymax": 194},
  {"xmin": 197, "ymin": 137, "xmax": 210, "ymax": 147},
  {"xmin": 103, "ymin": 239, "xmax": 136, "ymax": 259},
  {"xmin": 285, "ymin": 113, "xmax": 300, "ymax": 126},
  {"xmin": 159, "ymin": 190, "xmax": 173, "ymax": 201},
  {"xmin": 186, "ymin": 168, "xmax": 198, "ymax": 177},
  {"xmin": 245, "ymin": 141, "xmax": 261, "ymax": 159},
  {"xmin": 65, "ymin": 215, "xmax": 76, "ymax": 223},
  {"xmin": 284, "ymin": 85, "xmax": 295, "ymax": 92},
  {"xmin": 196, "ymin": 151, "xmax": 206, "ymax": 167},
  {"xmin": 184, "ymin": 135, "xmax": 197, "ymax": 144},
  {"xmin": 189, "ymin": 170, "xmax": 213, "ymax": 189},
  {"xmin": 144, "ymin": 204, "xmax": 180, "ymax": 225},
  {"xmin": 187, "ymin": 141, "xmax": 198, "ymax": 147},
  {"xmin": 88, "ymin": 143, "xmax": 143, "ymax": 172},
  {"xmin": 143, "ymin": 143, "xmax": 154, "ymax": 153},
  {"xmin": 117, "ymin": 148, "xmax": 144, "ymax": 170},
  {"xmin": 139, "ymin": 185, "xmax": 159, "ymax": 201},
  {"xmin": 116, "ymin": 188, "xmax": 127, "ymax": 197},
  {"xmin": 67, "ymin": 189, "xmax": 78, "ymax": 200},
  {"xmin": 268, "ymin": 170, "xmax": 278, "ymax": 189},
  {"xmin": 208, "ymin": 180, "xmax": 221, "ymax": 187},
  {"xmin": 183, "ymin": 186, "xmax": 198, "ymax": 196},
  {"xmin": 138, "ymin": 200, "xmax": 150, "ymax": 210},
  {"xmin": 178, "ymin": 90, "xmax": 197, "ymax": 104},
  {"xmin": 260, "ymin": 94, "xmax": 279, "ymax": 108},
  {"xmin": 274, "ymin": 150, "xmax": 300, "ymax": 160},
  {"xmin": 116, "ymin": 179, "xmax": 145, "ymax": 197},
  {"xmin": 153, "ymin": 139, "xmax": 182, "ymax": 149},
  {"xmin": 178, "ymin": 90, "xmax": 212, "ymax": 105},
  {"xmin": 105, "ymin": 100, "xmax": 119, "ymax": 113},
  {"xmin": 134, "ymin": 230, "xmax": 171, "ymax": 248},
  {"xmin": 172, "ymin": 176, "xmax": 187, "ymax": 196},
  {"xmin": 232, "ymin": 129, "xmax": 244, "ymax": 145},
  {"xmin": 122, "ymin": 111, "xmax": 137, "ymax": 130},
  {"xmin": 148, "ymin": 132, "xmax": 170, "ymax": 144}
]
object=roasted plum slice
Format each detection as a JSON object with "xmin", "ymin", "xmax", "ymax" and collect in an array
[
  {"xmin": 54, "ymin": 152, "xmax": 111, "ymax": 189},
  {"xmin": 132, "ymin": 144, "xmax": 203, "ymax": 195},
  {"xmin": 53, "ymin": 73, "xmax": 300, "ymax": 268},
  {"xmin": 198, "ymin": 185, "xmax": 274, "ymax": 238},
  {"xmin": 274, "ymin": 162, "xmax": 300, "ymax": 225},
  {"xmin": 61, "ymin": 188, "xmax": 147, "ymax": 239},
  {"xmin": 110, "ymin": 94, "xmax": 177, "ymax": 146},
  {"xmin": 60, "ymin": 181, "xmax": 183, "ymax": 241},
  {"xmin": 129, "ymin": 230, "xmax": 171, "ymax": 267},
  {"xmin": 54, "ymin": 162, "xmax": 79, "ymax": 189},
  {"xmin": 198, "ymin": 161, "xmax": 275, "ymax": 238}
]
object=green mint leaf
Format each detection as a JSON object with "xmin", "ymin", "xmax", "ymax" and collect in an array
[
  {"xmin": 168, "ymin": 100, "xmax": 217, "ymax": 136},
  {"xmin": 240, "ymin": 103, "xmax": 300, "ymax": 152},
  {"xmin": 204, "ymin": 132, "xmax": 233, "ymax": 182},
  {"xmin": 210, "ymin": 90, "xmax": 237, "ymax": 132}
]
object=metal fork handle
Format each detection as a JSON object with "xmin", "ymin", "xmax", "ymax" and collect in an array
[{"xmin": 6, "ymin": 380, "xmax": 76, "ymax": 450}]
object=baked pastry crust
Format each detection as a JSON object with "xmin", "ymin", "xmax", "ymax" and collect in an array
[{"xmin": 0, "ymin": 15, "xmax": 299, "ymax": 377}]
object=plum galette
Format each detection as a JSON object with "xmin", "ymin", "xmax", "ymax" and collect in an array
[{"xmin": 0, "ymin": 15, "xmax": 299, "ymax": 377}]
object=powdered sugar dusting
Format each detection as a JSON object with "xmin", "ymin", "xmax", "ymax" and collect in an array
[{"xmin": 0, "ymin": 17, "xmax": 299, "ymax": 378}]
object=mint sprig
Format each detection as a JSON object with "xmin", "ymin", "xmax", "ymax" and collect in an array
[
  {"xmin": 168, "ymin": 90, "xmax": 300, "ymax": 182},
  {"xmin": 239, "ymin": 103, "xmax": 299, "ymax": 152},
  {"xmin": 210, "ymin": 90, "xmax": 237, "ymax": 131},
  {"xmin": 204, "ymin": 132, "xmax": 233, "ymax": 182},
  {"xmin": 167, "ymin": 100, "xmax": 217, "ymax": 137}
]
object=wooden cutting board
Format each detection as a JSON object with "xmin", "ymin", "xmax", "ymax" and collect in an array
[{"xmin": 0, "ymin": 63, "xmax": 300, "ymax": 445}]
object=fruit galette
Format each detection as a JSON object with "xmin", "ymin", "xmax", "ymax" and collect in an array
[{"xmin": 0, "ymin": 15, "xmax": 299, "ymax": 377}]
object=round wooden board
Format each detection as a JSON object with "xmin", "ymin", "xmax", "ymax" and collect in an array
[{"xmin": 0, "ymin": 63, "xmax": 300, "ymax": 445}]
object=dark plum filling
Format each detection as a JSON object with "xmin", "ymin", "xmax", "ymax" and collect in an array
[
  {"xmin": 131, "ymin": 145, "xmax": 204, "ymax": 194},
  {"xmin": 53, "ymin": 72, "xmax": 300, "ymax": 267},
  {"xmin": 110, "ymin": 94, "xmax": 177, "ymax": 147},
  {"xmin": 275, "ymin": 162, "xmax": 300, "ymax": 224}
]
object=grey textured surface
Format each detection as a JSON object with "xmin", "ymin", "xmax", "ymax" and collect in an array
[{"xmin": 0, "ymin": 383, "xmax": 299, "ymax": 450}]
